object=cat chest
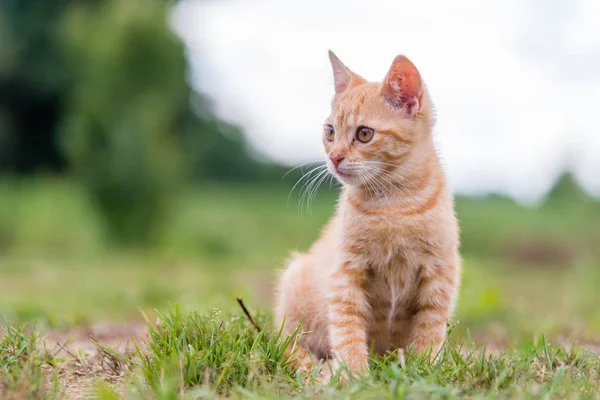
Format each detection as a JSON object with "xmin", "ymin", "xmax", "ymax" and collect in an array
[
  {"xmin": 343, "ymin": 214, "xmax": 434, "ymax": 267},
  {"xmin": 363, "ymin": 266, "xmax": 419, "ymax": 323}
]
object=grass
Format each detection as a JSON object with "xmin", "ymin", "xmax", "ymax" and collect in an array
[
  {"xmin": 0, "ymin": 324, "xmax": 60, "ymax": 398},
  {"xmin": 126, "ymin": 307, "xmax": 600, "ymax": 399},
  {"xmin": 3, "ymin": 307, "xmax": 598, "ymax": 399},
  {"xmin": 0, "ymin": 178, "xmax": 599, "ymax": 398}
]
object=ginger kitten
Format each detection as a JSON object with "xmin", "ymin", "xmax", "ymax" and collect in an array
[{"xmin": 275, "ymin": 51, "xmax": 460, "ymax": 377}]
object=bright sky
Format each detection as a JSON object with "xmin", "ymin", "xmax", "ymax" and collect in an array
[{"xmin": 172, "ymin": 0, "xmax": 600, "ymax": 202}]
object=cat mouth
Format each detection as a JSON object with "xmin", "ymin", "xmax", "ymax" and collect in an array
[
  {"xmin": 328, "ymin": 162, "xmax": 357, "ymax": 181},
  {"xmin": 334, "ymin": 168, "xmax": 357, "ymax": 180},
  {"xmin": 333, "ymin": 165, "xmax": 348, "ymax": 176}
]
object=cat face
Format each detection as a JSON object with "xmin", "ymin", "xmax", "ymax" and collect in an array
[{"xmin": 324, "ymin": 51, "xmax": 432, "ymax": 187}]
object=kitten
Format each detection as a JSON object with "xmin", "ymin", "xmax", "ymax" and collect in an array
[{"xmin": 275, "ymin": 51, "xmax": 460, "ymax": 378}]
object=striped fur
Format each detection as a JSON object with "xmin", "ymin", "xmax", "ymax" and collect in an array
[{"xmin": 275, "ymin": 52, "xmax": 460, "ymax": 379}]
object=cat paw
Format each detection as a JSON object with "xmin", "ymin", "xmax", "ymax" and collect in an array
[
  {"xmin": 314, "ymin": 359, "xmax": 338, "ymax": 384},
  {"xmin": 395, "ymin": 348, "xmax": 406, "ymax": 368}
]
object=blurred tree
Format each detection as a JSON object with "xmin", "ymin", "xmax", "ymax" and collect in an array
[
  {"xmin": 0, "ymin": 0, "xmax": 294, "ymax": 245},
  {"xmin": 545, "ymin": 170, "xmax": 593, "ymax": 206},
  {"xmin": 182, "ymin": 107, "xmax": 291, "ymax": 183},
  {"xmin": 0, "ymin": 1, "xmax": 76, "ymax": 173},
  {"xmin": 60, "ymin": 0, "xmax": 187, "ymax": 244},
  {"xmin": 0, "ymin": 0, "xmax": 289, "ymax": 181},
  {"xmin": 0, "ymin": 9, "xmax": 17, "ymax": 168}
]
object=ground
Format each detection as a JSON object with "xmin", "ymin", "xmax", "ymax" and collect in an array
[{"xmin": 1, "ymin": 182, "xmax": 599, "ymax": 398}]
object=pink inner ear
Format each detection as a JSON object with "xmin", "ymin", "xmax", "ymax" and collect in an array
[
  {"xmin": 381, "ymin": 55, "xmax": 423, "ymax": 115},
  {"xmin": 329, "ymin": 50, "xmax": 367, "ymax": 96},
  {"xmin": 333, "ymin": 69, "xmax": 351, "ymax": 95}
]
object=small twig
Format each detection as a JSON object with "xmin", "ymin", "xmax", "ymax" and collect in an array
[
  {"xmin": 236, "ymin": 296, "xmax": 261, "ymax": 333},
  {"xmin": 55, "ymin": 340, "xmax": 79, "ymax": 361}
]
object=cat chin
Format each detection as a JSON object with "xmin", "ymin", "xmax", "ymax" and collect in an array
[
  {"xmin": 326, "ymin": 164, "xmax": 360, "ymax": 185},
  {"xmin": 332, "ymin": 172, "xmax": 361, "ymax": 186}
]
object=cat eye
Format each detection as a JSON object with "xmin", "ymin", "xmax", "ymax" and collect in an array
[
  {"xmin": 356, "ymin": 126, "xmax": 374, "ymax": 143},
  {"xmin": 324, "ymin": 125, "xmax": 335, "ymax": 142}
]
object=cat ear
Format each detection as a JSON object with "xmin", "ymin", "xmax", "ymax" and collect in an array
[
  {"xmin": 381, "ymin": 55, "xmax": 423, "ymax": 117},
  {"xmin": 328, "ymin": 50, "xmax": 366, "ymax": 96}
]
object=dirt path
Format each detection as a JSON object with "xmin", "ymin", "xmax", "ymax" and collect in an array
[{"xmin": 43, "ymin": 322, "xmax": 148, "ymax": 399}]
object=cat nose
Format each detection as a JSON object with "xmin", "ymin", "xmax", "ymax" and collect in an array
[{"xmin": 329, "ymin": 156, "xmax": 344, "ymax": 169}]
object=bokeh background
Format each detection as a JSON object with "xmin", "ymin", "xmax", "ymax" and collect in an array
[{"xmin": 0, "ymin": 0, "xmax": 599, "ymax": 348}]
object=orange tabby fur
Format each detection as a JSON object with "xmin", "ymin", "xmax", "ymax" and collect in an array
[{"xmin": 275, "ymin": 51, "xmax": 460, "ymax": 378}]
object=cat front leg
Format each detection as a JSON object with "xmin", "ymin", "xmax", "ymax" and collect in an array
[
  {"xmin": 408, "ymin": 262, "xmax": 459, "ymax": 356},
  {"xmin": 327, "ymin": 259, "xmax": 371, "ymax": 377}
]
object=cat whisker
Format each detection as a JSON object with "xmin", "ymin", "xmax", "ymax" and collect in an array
[
  {"xmin": 357, "ymin": 164, "xmax": 422, "ymax": 199},
  {"xmin": 299, "ymin": 167, "xmax": 327, "ymax": 205},
  {"xmin": 289, "ymin": 164, "xmax": 328, "ymax": 204},
  {"xmin": 361, "ymin": 163, "xmax": 424, "ymax": 192},
  {"xmin": 303, "ymin": 170, "xmax": 328, "ymax": 215},
  {"xmin": 298, "ymin": 167, "xmax": 330, "ymax": 216},
  {"xmin": 307, "ymin": 170, "xmax": 331, "ymax": 215},
  {"xmin": 310, "ymin": 169, "xmax": 334, "ymax": 212},
  {"xmin": 356, "ymin": 169, "xmax": 375, "ymax": 200},
  {"xmin": 283, "ymin": 159, "xmax": 324, "ymax": 180},
  {"xmin": 362, "ymin": 168, "xmax": 395, "ymax": 200}
]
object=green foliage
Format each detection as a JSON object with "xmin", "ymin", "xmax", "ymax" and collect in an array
[
  {"xmin": 0, "ymin": 179, "xmax": 104, "ymax": 257},
  {"xmin": 0, "ymin": 0, "xmax": 76, "ymax": 94},
  {"xmin": 60, "ymin": 0, "xmax": 186, "ymax": 244},
  {"xmin": 133, "ymin": 305, "xmax": 299, "ymax": 397},
  {"xmin": 0, "ymin": 10, "xmax": 15, "ymax": 78},
  {"xmin": 2, "ymin": 309, "xmax": 600, "ymax": 399},
  {"xmin": 93, "ymin": 382, "xmax": 122, "ymax": 400},
  {"xmin": 545, "ymin": 170, "xmax": 594, "ymax": 206},
  {"xmin": 122, "ymin": 307, "xmax": 600, "ymax": 398},
  {"xmin": 0, "ymin": 181, "xmax": 599, "ymax": 328},
  {"xmin": 182, "ymin": 114, "xmax": 290, "ymax": 183},
  {"xmin": 0, "ymin": 0, "xmax": 291, "ymax": 183},
  {"xmin": 0, "ymin": 1, "xmax": 78, "ymax": 172},
  {"xmin": 0, "ymin": 323, "xmax": 59, "ymax": 398},
  {"xmin": 0, "ymin": 0, "xmax": 292, "ymax": 245}
]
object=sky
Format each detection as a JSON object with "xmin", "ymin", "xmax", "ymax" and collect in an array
[{"xmin": 171, "ymin": 0, "xmax": 600, "ymax": 202}]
